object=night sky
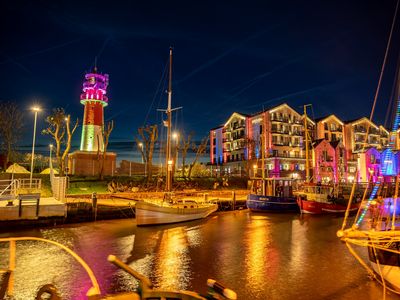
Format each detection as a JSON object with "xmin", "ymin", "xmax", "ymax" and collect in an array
[{"xmin": 1, "ymin": 0, "xmax": 400, "ymax": 147}]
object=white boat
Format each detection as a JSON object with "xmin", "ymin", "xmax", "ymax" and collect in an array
[
  {"xmin": 136, "ymin": 198, "xmax": 218, "ymax": 226},
  {"xmin": 135, "ymin": 48, "xmax": 218, "ymax": 226}
]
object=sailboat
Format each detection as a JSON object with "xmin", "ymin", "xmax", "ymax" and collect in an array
[
  {"xmin": 338, "ymin": 3, "xmax": 400, "ymax": 295},
  {"xmin": 135, "ymin": 48, "xmax": 218, "ymax": 226},
  {"xmin": 246, "ymin": 112, "xmax": 299, "ymax": 212},
  {"xmin": 296, "ymin": 105, "xmax": 361, "ymax": 214}
]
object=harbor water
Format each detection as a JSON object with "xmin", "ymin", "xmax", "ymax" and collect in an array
[{"xmin": 0, "ymin": 211, "xmax": 396, "ymax": 300}]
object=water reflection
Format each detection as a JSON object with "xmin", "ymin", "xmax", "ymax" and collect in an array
[
  {"xmin": 244, "ymin": 217, "xmax": 272, "ymax": 292},
  {"xmin": 0, "ymin": 214, "xmax": 398, "ymax": 300},
  {"xmin": 152, "ymin": 226, "xmax": 191, "ymax": 290}
]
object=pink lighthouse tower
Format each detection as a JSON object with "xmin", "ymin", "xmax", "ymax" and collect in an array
[{"xmin": 79, "ymin": 67, "xmax": 109, "ymax": 152}]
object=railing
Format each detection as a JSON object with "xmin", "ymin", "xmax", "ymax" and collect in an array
[
  {"xmin": 0, "ymin": 237, "xmax": 101, "ymax": 299},
  {"xmin": 0, "ymin": 179, "xmax": 41, "ymax": 198},
  {"xmin": 18, "ymin": 178, "xmax": 41, "ymax": 190},
  {"xmin": 0, "ymin": 180, "xmax": 18, "ymax": 197}
]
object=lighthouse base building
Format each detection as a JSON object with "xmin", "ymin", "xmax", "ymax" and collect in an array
[
  {"xmin": 68, "ymin": 151, "xmax": 116, "ymax": 176},
  {"xmin": 68, "ymin": 67, "xmax": 117, "ymax": 176}
]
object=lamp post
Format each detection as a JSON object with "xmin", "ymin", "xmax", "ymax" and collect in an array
[
  {"xmin": 138, "ymin": 142, "xmax": 145, "ymax": 177},
  {"xmin": 30, "ymin": 106, "xmax": 41, "ymax": 188},
  {"xmin": 172, "ymin": 132, "xmax": 179, "ymax": 173},
  {"xmin": 49, "ymin": 144, "xmax": 53, "ymax": 166},
  {"xmin": 253, "ymin": 164, "xmax": 257, "ymax": 177}
]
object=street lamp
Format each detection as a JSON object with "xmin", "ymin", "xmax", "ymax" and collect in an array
[
  {"xmin": 49, "ymin": 144, "xmax": 53, "ymax": 168},
  {"xmin": 253, "ymin": 164, "xmax": 257, "ymax": 177},
  {"xmin": 172, "ymin": 132, "xmax": 179, "ymax": 169},
  {"xmin": 138, "ymin": 142, "xmax": 144, "ymax": 163},
  {"xmin": 30, "ymin": 106, "xmax": 41, "ymax": 188},
  {"xmin": 138, "ymin": 142, "xmax": 146, "ymax": 177}
]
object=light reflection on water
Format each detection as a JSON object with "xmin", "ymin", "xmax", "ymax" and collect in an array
[{"xmin": 0, "ymin": 212, "xmax": 398, "ymax": 300}]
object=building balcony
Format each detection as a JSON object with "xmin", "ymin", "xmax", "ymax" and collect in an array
[
  {"xmin": 232, "ymin": 124, "xmax": 245, "ymax": 130},
  {"xmin": 232, "ymin": 135, "xmax": 245, "ymax": 140},
  {"xmin": 271, "ymin": 117, "xmax": 289, "ymax": 123},
  {"xmin": 269, "ymin": 152, "xmax": 306, "ymax": 159},
  {"xmin": 354, "ymin": 127, "xmax": 366, "ymax": 133},
  {"xmin": 271, "ymin": 129, "xmax": 290, "ymax": 134},
  {"xmin": 331, "ymin": 127, "xmax": 343, "ymax": 132}
]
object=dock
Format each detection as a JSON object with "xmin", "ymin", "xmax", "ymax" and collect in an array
[{"xmin": 0, "ymin": 196, "xmax": 66, "ymax": 226}]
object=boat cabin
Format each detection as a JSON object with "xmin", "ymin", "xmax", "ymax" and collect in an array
[
  {"xmin": 297, "ymin": 184, "xmax": 335, "ymax": 202},
  {"xmin": 250, "ymin": 178, "xmax": 297, "ymax": 197}
]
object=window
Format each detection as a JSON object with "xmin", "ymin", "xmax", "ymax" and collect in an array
[
  {"xmin": 324, "ymin": 133, "xmax": 329, "ymax": 140},
  {"xmin": 323, "ymin": 150, "xmax": 328, "ymax": 161}
]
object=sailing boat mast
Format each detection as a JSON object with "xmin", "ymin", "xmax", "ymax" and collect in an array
[
  {"xmin": 166, "ymin": 48, "xmax": 173, "ymax": 192},
  {"xmin": 304, "ymin": 104, "xmax": 311, "ymax": 182},
  {"xmin": 261, "ymin": 111, "xmax": 266, "ymax": 194}
]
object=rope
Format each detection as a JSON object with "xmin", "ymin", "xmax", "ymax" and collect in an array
[
  {"xmin": 363, "ymin": 0, "xmax": 399, "ymax": 149},
  {"xmin": 143, "ymin": 57, "xmax": 169, "ymax": 126}
]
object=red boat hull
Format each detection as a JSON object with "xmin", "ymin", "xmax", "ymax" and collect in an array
[{"xmin": 296, "ymin": 198, "xmax": 360, "ymax": 214}]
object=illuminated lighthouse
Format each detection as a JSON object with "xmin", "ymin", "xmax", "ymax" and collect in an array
[
  {"xmin": 80, "ymin": 68, "xmax": 109, "ymax": 152},
  {"xmin": 68, "ymin": 66, "xmax": 116, "ymax": 176}
]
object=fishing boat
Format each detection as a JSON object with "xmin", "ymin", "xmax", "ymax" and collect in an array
[
  {"xmin": 296, "ymin": 183, "xmax": 360, "ymax": 214},
  {"xmin": 338, "ymin": 4, "xmax": 400, "ymax": 295},
  {"xmin": 0, "ymin": 237, "xmax": 236, "ymax": 299},
  {"xmin": 135, "ymin": 48, "xmax": 218, "ymax": 226},
  {"xmin": 247, "ymin": 177, "xmax": 299, "ymax": 212},
  {"xmin": 295, "ymin": 104, "xmax": 361, "ymax": 214}
]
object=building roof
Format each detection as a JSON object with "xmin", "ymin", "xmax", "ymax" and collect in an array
[
  {"xmin": 330, "ymin": 140, "xmax": 341, "ymax": 149},
  {"xmin": 344, "ymin": 117, "xmax": 378, "ymax": 128},
  {"xmin": 315, "ymin": 114, "xmax": 344, "ymax": 125},
  {"xmin": 312, "ymin": 138, "xmax": 326, "ymax": 148}
]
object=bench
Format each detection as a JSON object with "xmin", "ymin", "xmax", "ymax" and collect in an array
[{"xmin": 18, "ymin": 193, "xmax": 40, "ymax": 217}]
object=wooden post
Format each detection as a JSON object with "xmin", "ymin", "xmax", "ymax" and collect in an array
[
  {"xmin": 232, "ymin": 191, "xmax": 236, "ymax": 210},
  {"xmin": 8, "ymin": 240, "xmax": 15, "ymax": 296}
]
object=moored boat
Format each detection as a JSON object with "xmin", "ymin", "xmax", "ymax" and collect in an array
[
  {"xmin": 136, "ymin": 197, "xmax": 218, "ymax": 226},
  {"xmin": 247, "ymin": 177, "xmax": 299, "ymax": 212},
  {"xmin": 135, "ymin": 48, "xmax": 218, "ymax": 226},
  {"xmin": 296, "ymin": 184, "xmax": 360, "ymax": 214}
]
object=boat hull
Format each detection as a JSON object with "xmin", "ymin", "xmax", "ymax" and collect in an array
[
  {"xmin": 135, "ymin": 201, "xmax": 218, "ymax": 226},
  {"xmin": 296, "ymin": 198, "xmax": 360, "ymax": 214},
  {"xmin": 369, "ymin": 244, "xmax": 400, "ymax": 292},
  {"xmin": 246, "ymin": 194, "xmax": 299, "ymax": 212}
]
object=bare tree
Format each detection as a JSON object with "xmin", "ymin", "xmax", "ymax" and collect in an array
[
  {"xmin": 0, "ymin": 102, "xmax": 24, "ymax": 169},
  {"xmin": 187, "ymin": 136, "xmax": 209, "ymax": 180},
  {"xmin": 177, "ymin": 132, "xmax": 193, "ymax": 179},
  {"xmin": 98, "ymin": 120, "xmax": 114, "ymax": 180},
  {"xmin": 42, "ymin": 108, "xmax": 79, "ymax": 176},
  {"xmin": 135, "ymin": 125, "xmax": 158, "ymax": 181}
]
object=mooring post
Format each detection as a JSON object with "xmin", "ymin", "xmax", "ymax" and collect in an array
[
  {"xmin": 232, "ymin": 191, "xmax": 236, "ymax": 211},
  {"xmin": 92, "ymin": 192, "xmax": 98, "ymax": 221}
]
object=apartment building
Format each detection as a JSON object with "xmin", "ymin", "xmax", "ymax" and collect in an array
[
  {"xmin": 210, "ymin": 103, "xmax": 314, "ymax": 177},
  {"xmin": 344, "ymin": 117, "xmax": 386, "ymax": 156},
  {"xmin": 312, "ymin": 139, "xmax": 347, "ymax": 183},
  {"xmin": 315, "ymin": 114, "xmax": 345, "ymax": 144},
  {"xmin": 209, "ymin": 102, "xmax": 394, "ymax": 182}
]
